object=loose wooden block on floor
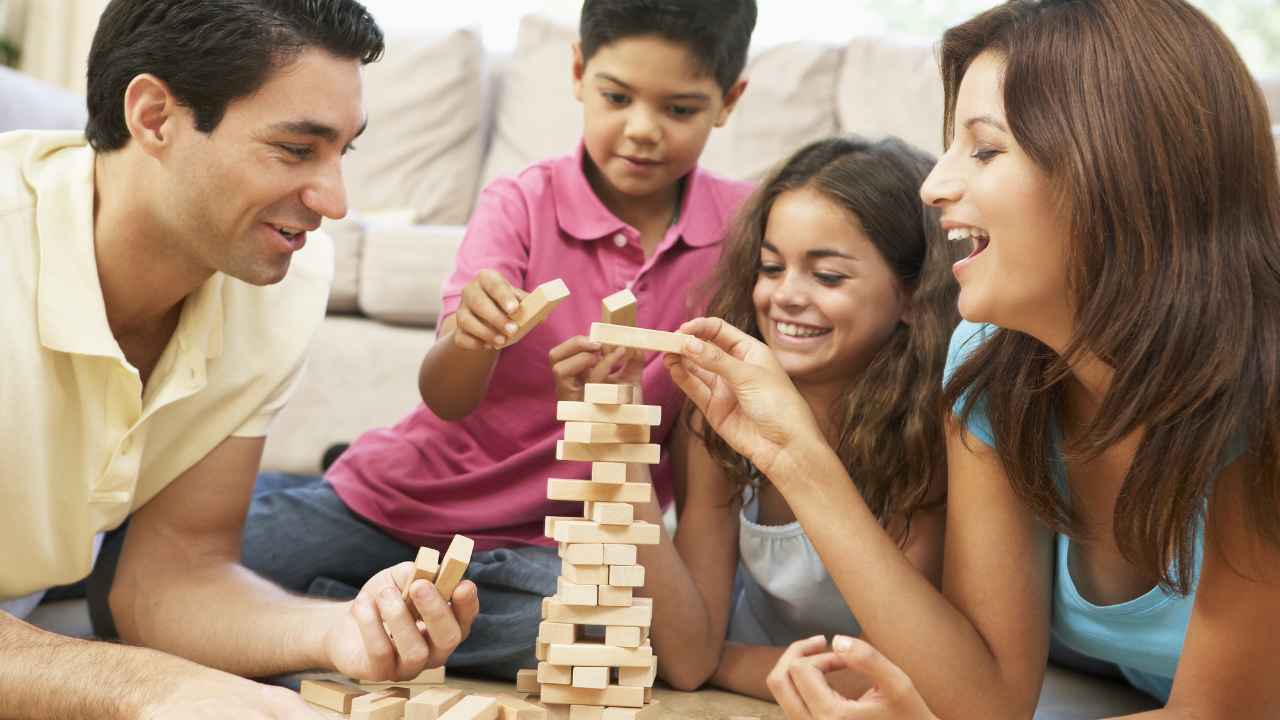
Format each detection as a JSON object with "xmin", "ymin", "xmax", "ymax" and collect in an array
[
  {"xmin": 508, "ymin": 279, "xmax": 571, "ymax": 343},
  {"xmin": 601, "ymin": 703, "xmax": 661, "ymax": 719},
  {"xmin": 590, "ymin": 502, "xmax": 634, "ymax": 525},
  {"xmin": 588, "ymin": 323, "xmax": 688, "ymax": 354},
  {"xmin": 563, "ymin": 422, "xmax": 650, "ymax": 444},
  {"xmin": 542, "ymin": 599, "xmax": 652, "ymax": 628},
  {"xmin": 435, "ymin": 535, "xmax": 475, "ymax": 601},
  {"xmin": 559, "ymin": 542, "xmax": 605, "ymax": 564},
  {"xmin": 353, "ymin": 696, "xmax": 409, "ymax": 720},
  {"xmin": 583, "ymin": 382, "xmax": 633, "ymax": 404},
  {"xmin": 300, "ymin": 679, "xmax": 365, "ymax": 713},
  {"xmin": 547, "ymin": 479, "xmax": 651, "ymax": 504},
  {"xmin": 495, "ymin": 693, "xmax": 549, "ymax": 720},
  {"xmin": 353, "ymin": 687, "xmax": 411, "ymax": 710},
  {"xmin": 557, "ymin": 402, "xmax": 660, "ymax": 426},
  {"xmin": 608, "ymin": 565, "xmax": 644, "ymax": 588},
  {"xmin": 547, "ymin": 643, "xmax": 654, "ymax": 668},
  {"xmin": 600, "ymin": 289, "xmax": 637, "ymax": 327},
  {"xmin": 569, "ymin": 705, "xmax": 604, "ymax": 720},
  {"xmin": 556, "ymin": 441, "xmax": 660, "ymax": 465},
  {"xmin": 552, "ymin": 520, "xmax": 660, "ymax": 546},
  {"xmin": 572, "ymin": 666, "xmax": 610, "ymax": 690},
  {"xmin": 438, "ymin": 694, "xmax": 500, "ymax": 720},
  {"xmin": 358, "ymin": 665, "xmax": 446, "ymax": 694},
  {"xmin": 405, "ymin": 686, "xmax": 465, "ymax": 720}
]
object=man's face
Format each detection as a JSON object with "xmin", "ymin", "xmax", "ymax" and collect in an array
[{"xmin": 163, "ymin": 48, "xmax": 367, "ymax": 286}]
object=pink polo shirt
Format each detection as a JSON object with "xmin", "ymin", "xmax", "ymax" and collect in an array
[{"xmin": 327, "ymin": 144, "xmax": 753, "ymax": 551}]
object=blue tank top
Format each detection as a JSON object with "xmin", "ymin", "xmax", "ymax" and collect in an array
[{"xmin": 944, "ymin": 321, "xmax": 1240, "ymax": 703}]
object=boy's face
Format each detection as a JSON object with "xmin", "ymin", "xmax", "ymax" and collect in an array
[{"xmin": 573, "ymin": 35, "xmax": 744, "ymax": 207}]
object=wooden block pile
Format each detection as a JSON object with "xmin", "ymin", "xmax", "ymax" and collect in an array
[{"xmin": 302, "ymin": 674, "xmax": 548, "ymax": 720}]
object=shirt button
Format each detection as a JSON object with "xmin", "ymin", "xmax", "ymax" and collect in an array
[{"xmin": 613, "ymin": 233, "xmax": 627, "ymax": 248}]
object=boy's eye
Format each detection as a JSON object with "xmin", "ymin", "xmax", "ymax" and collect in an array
[
  {"xmin": 669, "ymin": 105, "xmax": 698, "ymax": 118},
  {"xmin": 602, "ymin": 92, "xmax": 629, "ymax": 106}
]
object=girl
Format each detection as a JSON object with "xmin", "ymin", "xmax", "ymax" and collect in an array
[
  {"xmin": 664, "ymin": 1, "xmax": 1280, "ymax": 718},
  {"xmin": 556, "ymin": 135, "xmax": 960, "ymax": 697}
]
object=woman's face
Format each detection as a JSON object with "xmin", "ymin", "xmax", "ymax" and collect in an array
[
  {"xmin": 752, "ymin": 187, "xmax": 907, "ymax": 387},
  {"xmin": 920, "ymin": 51, "xmax": 1072, "ymax": 340}
]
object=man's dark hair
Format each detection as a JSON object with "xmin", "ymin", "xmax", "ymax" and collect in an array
[
  {"xmin": 579, "ymin": 0, "xmax": 756, "ymax": 95},
  {"xmin": 85, "ymin": 0, "xmax": 384, "ymax": 152}
]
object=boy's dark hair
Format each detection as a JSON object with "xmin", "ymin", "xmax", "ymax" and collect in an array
[
  {"xmin": 86, "ymin": 0, "xmax": 384, "ymax": 152},
  {"xmin": 580, "ymin": 0, "xmax": 757, "ymax": 94}
]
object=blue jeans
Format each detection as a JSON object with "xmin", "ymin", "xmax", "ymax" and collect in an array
[{"xmin": 241, "ymin": 473, "xmax": 558, "ymax": 680}]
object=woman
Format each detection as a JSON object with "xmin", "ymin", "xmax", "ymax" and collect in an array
[{"xmin": 663, "ymin": 1, "xmax": 1280, "ymax": 717}]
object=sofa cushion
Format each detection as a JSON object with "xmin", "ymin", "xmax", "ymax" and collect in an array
[
  {"xmin": 0, "ymin": 66, "xmax": 86, "ymax": 132},
  {"xmin": 357, "ymin": 223, "xmax": 465, "ymax": 327},
  {"xmin": 479, "ymin": 15, "xmax": 842, "ymax": 188},
  {"xmin": 344, "ymin": 29, "xmax": 486, "ymax": 224},
  {"xmin": 835, "ymin": 36, "xmax": 945, "ymax": 156},
  {"xmin": 320, "ymin": 216, "xmax": 363, "ymax": 313}
]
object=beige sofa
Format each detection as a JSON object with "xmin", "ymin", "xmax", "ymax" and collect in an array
[{"xmin": 253, "ymin": 15, "xmax": 1277, "ymax": 717}]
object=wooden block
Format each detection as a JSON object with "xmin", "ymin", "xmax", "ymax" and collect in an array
[
  {"xmin": 556, "ymin": 441, "xmax": 659, "ymax": 465},
  {"xmin": 353, "ymin": 696, "xmax": 409, "ymax": 720},
  {"xmin": 600, "ymin": 703, "xmax": 661, "ymax": 720},
  {"xmin": 548, "ymin": 479, "xmax": 651, "ymax": 504},
  {"xmin": 434, "ymin": 535, "xmax": 474, "ymax": 602},
  {"xmin": 569, "ymin": 706, "xmax": 604, "ymax": 720},
  {"xmin": 538, "ymin": 661, "xmax": 573, "ymax": 685},
  {"xmin": 402, "ymin": 547, "xmax": 441, "ymax": 620},
  {"xmin": 617, "ymin": 657, "xmax": 657, "ymax": 688},
  {"xmin": 563, "ymin": 422, "xmax": 650, "ymax": 444},
  {"xmin": 537, "ymin": 620, "xmax": 578, "ymax": 645},
  {"xmin": 605, "ymin": 626, "xmax": 642, "ymax": 648},
  {"xmin": 353, "ymin": 687, "xmax": 412, "ymax": 710},
  {"xmin": 545, "ymin": 516, "xmax": 581, "ymax": 539},
  {"xmin": 516, "ymin": 669, "xmax": 541, "ymax": 695},
  {"xmin": 542, "ymin": 599, "xmax": 652, "ymax": 627},
  {"xmin": 589, "ymin": 323, "xmax": 688, "ymax": 355},
  {"xmin": 608, "ymin": 565, "xmax": 644, "ymax": 588},
  {"xmin": 556, "ymin": 577, "xmax": 599, "ymax": 606},
  {"xmin": 358, "ymin": 666, "xmax": 446, "ymax": 693},
  {"xmin": 547, "ymin": 643, "xmax": 653, "ymax": 669},
  {"xmin": 405, "ymin": 686, "xmax": 465, "ymax": 720},
  {"xmin": 552, "ymin": 520, "xmax": 660, "ymax": 546},
  {"xmin": 558, "ymin": 542, "xmax": 604, "ymax": 564},
  {"xmin": 583, "ymin": 383, "xmax": 633, "ymax": 404},
  {"xmin": 508, "ymin": 279, "xmax": 571, "ymax": 343},
  {"xmin": 597, "ymin": 585, "xmax": 633, "ymax": 607},
  {"xmin": 602, "ymin": 544, "xmax": 637, "ymax": 566},
  {"xmin": 561, "ymin": 561, "xmax": 609, "ymax": 585},
  {"xmin": 536, "ymin": 639, "xmax": 549, "ymax": 661},
  {"xmin": 557, "ymin": 402, "xmax": 660, "ymax": 426},
  {"xmin": 589, "ymin": 502, "xmax": 634, "ymax": 525},
  {"xmin": 572, "ymin": 666, "xmax": 609, "ymax": 690},
  {"xmin": 495, "ymin": 694, "xmax": 549, "ymax": 720},
  {"xmin": 539, "ymin": 684, "xmax": 645, "ymax": 709},
  {"xmin": 300, "ymin": 679, "xmax": 365, "ymax": 713},
  {"xmin": 601, "ymin": 289, "xmax": 637, "ymax": 326},
  {"xmin": 591, "ymin": 462, "xmax": 627, "ymax": 484},
  {"xmin": 438, "ymin": 695, "xmax": 500, "ymax": 720}
]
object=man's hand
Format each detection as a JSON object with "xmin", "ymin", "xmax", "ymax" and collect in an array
[
  {"xmin": 323, "ymin": 561, "xmax": 479, "ymax": 681},
  {"xmin": 768, "ymin": 635, "xmax": 939, "ymax": 720},
  {"xmin": 549, "ymin": 335, "xmax": 644, "ymax": 402}
]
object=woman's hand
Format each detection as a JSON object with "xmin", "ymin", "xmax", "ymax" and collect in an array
[
  {"xmin": 768, "ymin": 635, "xmax": 938, "ymax": 720},
  {"xmin": 663, "ymin": 317, "xmax": 825, "ymax": 483}
]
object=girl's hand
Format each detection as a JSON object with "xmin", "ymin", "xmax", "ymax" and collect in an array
[
  {"xmin": 768, "ymin": 635, "xmax": 939, "ymax": 720},
  {"xmin": 662, "ymin": 317, "xmax": 824, "ymax": 483},
  {"xmin": 550, "ymin": 335, "xmax": 644, "ymax": 403},
  {"xmin": 453, "ymin": 270, "xmax": 528, "ymax": 351}
]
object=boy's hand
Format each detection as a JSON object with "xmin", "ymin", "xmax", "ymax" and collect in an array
[
  {"xmin": 453, "ymin": 270, "xmax": 528, "ymax": 351},
  {"xmin": 549, "ymin": 336, "xmax": 644, "ymax": 403}
]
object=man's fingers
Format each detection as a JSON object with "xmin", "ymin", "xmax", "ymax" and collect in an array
[
  {"xmin": 377, "ymin": 588, "xmax": 430, "ymax": 677},
  {"xmin": 412, "ymin": 581, "xmax": 462, "ymax": 667},
  {"xmin": 449, "ymin": 580, "xmax": 480, "ymax": 642},
  {"xmin": 351, "ymin": 593, "xmax": 396, "ymax": 678}
]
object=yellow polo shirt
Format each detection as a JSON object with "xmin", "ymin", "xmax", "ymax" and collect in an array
[{"xmin": 0, "ymin": 131, "xmax": 333, "ymax": 599}]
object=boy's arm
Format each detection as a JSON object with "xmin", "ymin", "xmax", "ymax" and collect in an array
[{"xmin": 418, "ymin": 313, "xmax": 502, "ymax": 420}]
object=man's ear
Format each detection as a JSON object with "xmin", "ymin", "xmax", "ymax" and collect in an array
[
  {"xmin": 714, "ymin": 78, "xmax": 748, "ymax": 128},
  {"xmin": 571, "ymin": 42, "xmax": 586, "ymax": 102},
  {"xmin": 122, "ymin": 73, "xmax": 181, "ymax": 157}
]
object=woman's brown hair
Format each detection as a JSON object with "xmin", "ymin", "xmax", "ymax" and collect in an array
[
  {"xmin": 941, "ymin": 0, "xmax": 1280, "ymax": 593},
  {"xmin": 697, "ymin": 136, "xmax": 963, "ymax": 540}
]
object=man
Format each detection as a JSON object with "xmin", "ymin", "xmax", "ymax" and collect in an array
[{"xmin": 0, "ymin": 2, "xmax": 477, "ymax": 717}]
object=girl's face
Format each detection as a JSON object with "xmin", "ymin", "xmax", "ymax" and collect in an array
[
  {"xmin": 920, "ymin": 51, "xmax": 1072, "ymax": 339},
  {"xmin": 752, "ymin": 187, "xmax": 908, "ymax": 387}
]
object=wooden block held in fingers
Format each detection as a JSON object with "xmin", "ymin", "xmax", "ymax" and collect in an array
[
  {"xmin": 601, "ymin": 289, "xmax": 637, "ymax": 326},
  {"xmin": 602, "ymin": 544, "xmax": 637, "ymax": 566},
  {"xmin": 590, "ymin": 502, "xmax": 634, "ymax": 525},
  {"xmin": 572, "ymin": 666, "xmax": 610, "ymax": 689},
  {"xmin": 434, "ymin": 535, "xmax": 474, "ymax": 601},
  {"xmin": 561, "ymin": 561, "xmax": 609, "ymax": 585},
  {"xmin": 538, "ymin": 620, "xmax": 578, "ymax": 645},
  {"xmin": 583, "ymin": 382, "xmax": 633, "ymax": 404},
  {"xmin": 353, "ymin": 696, "xmax": 409, "ymax": 720},
  {"xmin": 552, "ymin": 520, "xmax": 660, "ymax": 545},
  {"xmin": 589, "ymin": 323, "xmax": 688, "ymax": 354},
  {"xmin": 495, "ymin": 694, "xmax": 549, "ymax": 720},
  {"xmin": 547, "ymin": 643, "xmax": 654, "ymax": 668},
  {"xmin": 558, "ymin": 542, "xmax": 604, "ymax": 564},
  {"xmin": 597, "ymin": 585, "xmax": 633, "ymax": 607},
  {"xmin": 539, "ymin": 684, "xmax": 645, "ymax": 709},
  {"xmin": 405, "ymin": 686, "xmax": 465, "ymax": 720},
  {"xmin": 556, "ymin": 441, "xmax": 659, "ymax": 465},
  {"xmin": 556, "ymin": 577, "xmax": 599, "ymax": 606},
  {"xmin": 403, "ymin": 546, "xmax": 441, "ymax": 619},
  {"xmin": 542, "ymin": 599, "xmax": 652, "ymax": 627},
  {"xmin": 605, "ymin": 626, "xmax": 642, "ymax": 648},
  {"xmin": 516, "ymin": 668, "xmax": 541, "ymax": 694},
  {"xmin": 557, "ymin": 402, "xmax": 660, "ymax": 426},
  {"xmin": 508, "ymin": 279, "xmax": 571, "ymax": 342},
  {"xmin": 563, "ymin": 422, "xmax": 650, "ymax": 444},
  {"xmin": 591, "ymin": 462, "xmax": 628, "ymax": 484},
  {"xmin": 608, "ymin": 565, "xmax": 645, "ymax": 588},
  {"xmin": 547, "ymin": 479, "xmax": 651, "ymax": 504},
  {"xmin": 438, "ymin": 694, "xmax": 500, "ymax": 720},
  {"xmin": 538, "ymin": 661, "xmax": 574, "ymax": 684},
  {"xmin": 300, "ymin": 679, "xmax": 366, "ymax": 713}
]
